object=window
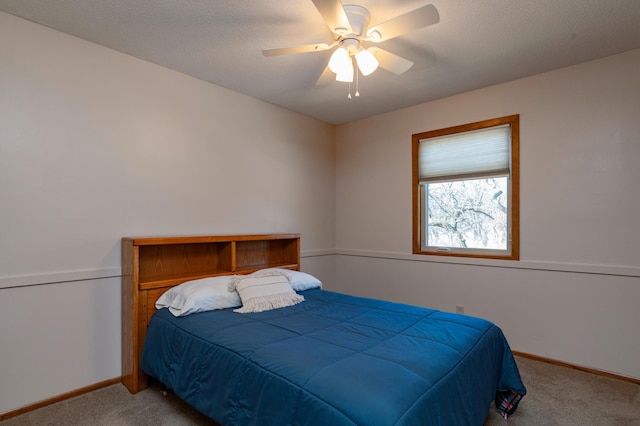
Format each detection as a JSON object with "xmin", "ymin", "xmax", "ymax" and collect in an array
[{"xmin": 412, "ymin": 115, "xmax": 519, "ymax": 260}]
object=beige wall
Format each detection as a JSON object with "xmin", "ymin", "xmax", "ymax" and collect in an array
[
  {"xmin": 0, "ymin": 12, "xmax": 336, "ymax": 414},
  {"xmin": 335, "ymin": 49, "xmax": 640, "ymax": 380}
]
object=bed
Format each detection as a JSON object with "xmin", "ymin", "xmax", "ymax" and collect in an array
[{"xmin": 122, "ymin": 234, "xmax": 525, "ymax": 425}]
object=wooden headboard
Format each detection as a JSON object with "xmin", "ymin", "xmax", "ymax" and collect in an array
[{"xmin": 121, "ymin": 234, "xmax": 301, "ymax": 394}]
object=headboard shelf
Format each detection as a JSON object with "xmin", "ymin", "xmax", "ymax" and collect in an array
[
  {"xmin": 138, "ymin": 271, "xmax": 235, "ymax": 291},
  {"xmin": 137, "ymin": 242, "xmax": 233, "ymax": 282},
  {"xmin": 239, "ymin": 262, "xmax": 299, "ymax": 271},
  {"xmin": 235, "ymin": 239, "xmax": 300, "ymax": 270},
  {"xmin": 122, "ymin": 233, "xmax": 301, "ymax": 394}
]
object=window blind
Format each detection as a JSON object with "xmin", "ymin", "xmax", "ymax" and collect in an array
[{"xmin": 418, "ymin": 124, "xmax": 511, "ymax": 183}]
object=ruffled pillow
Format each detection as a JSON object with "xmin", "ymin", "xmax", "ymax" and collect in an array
[
  {"xmin": 260, "ymin": 268, "xmax": 322, "ymax": 291},
  {"xmin": 229, "ymin": 270, "xmax": 304, "ymax": 314}
]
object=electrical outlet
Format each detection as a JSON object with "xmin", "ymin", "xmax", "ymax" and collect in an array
[{"xmin": 455, "ymin": 305, "xmax": 464, "ymax": 314}]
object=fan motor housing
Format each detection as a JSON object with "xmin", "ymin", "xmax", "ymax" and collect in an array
[{"xmin": 343, "ymin": 4, "xmax": 370, "ymax": 36}]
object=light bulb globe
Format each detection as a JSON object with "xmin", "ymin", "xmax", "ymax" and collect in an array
[
  {"xmin": 335, "ymin": 57, "xmax": 354, "ymax": 82},
  {"xmin": 356, "ymin": 48, "xmax": 379, "ymax": 76},
  {"xmin": 328, "ymin": 47, "xmax": 349, "ymax": 73}
]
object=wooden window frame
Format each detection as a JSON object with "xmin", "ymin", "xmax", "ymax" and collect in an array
[{"xmin": 412, "ymin": 115, "xmax": 520, "ymax": 260}]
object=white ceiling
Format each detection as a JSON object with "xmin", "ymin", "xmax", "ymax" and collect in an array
[{"xmin": 2, "ymin": 0, "xmax": 640, "ymax": 124}]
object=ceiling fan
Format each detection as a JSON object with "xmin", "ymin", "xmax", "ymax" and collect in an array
[{"xmin": 262, "ymin": 0, "xmax": 439, "ymax": 84}]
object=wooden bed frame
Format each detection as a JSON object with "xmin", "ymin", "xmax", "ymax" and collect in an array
[{"xmin": 121, "ymin": 233, "xmax": 301, "ymax": 394}]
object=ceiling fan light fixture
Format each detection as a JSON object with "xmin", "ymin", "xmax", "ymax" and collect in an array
[
  {"xmin": 335, "ymin": 57, "xmax": 354, "ymax": 82},
  {"xmin": 328, "ymin": 47, "xmax": 349, "ymax": 73},
  {"xmin": 355, "ymin": 48, "xmax": 379, "ymax": 76},
  {"xmin": 263, "ymin": 1, "xmax": 441, "ymax": 93}
]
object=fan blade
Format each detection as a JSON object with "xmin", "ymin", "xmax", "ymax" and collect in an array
[
  {"xmin": 262, "ymin": 43, "xmax": 331, "ymax": 57},
  {"xmin": 367, "ymin": 4, "xmax": 439, "ymax": 42},
  {"xmin": 368, "ymin": 47, "xmax": 414, "ymax": 75},
  {"xmin": 311, "ymin": 0, "xmax": 352, "ymax": 35},
  {"xmin": 315, "ymin": 65, "xmax": 335, "ymax": 86}
]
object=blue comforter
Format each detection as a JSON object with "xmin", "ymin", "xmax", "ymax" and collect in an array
[{"xmin": 141, "ymin": 289, "xmax": 525, "ymax": 425}]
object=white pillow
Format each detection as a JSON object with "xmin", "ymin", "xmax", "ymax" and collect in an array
[
  {"xmin": 261, "ymin": 268, "xmax": 322, "ymax": 291},
  {"xmin": 229, "ymin": 271, "xmax": 304, "ymax": 314},
  {"xmin": 156, "ymin": 276, "xmax": 241, "ymax": 317}
]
